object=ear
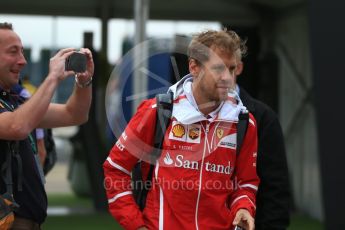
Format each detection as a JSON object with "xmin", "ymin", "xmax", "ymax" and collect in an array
[
  {"xmin": 189, "ymin": 59, "xmax": 200, "ymax": 77},
  {"xmin": 235, "ymin": 61, "xmax": 244, "ymax": 76}
]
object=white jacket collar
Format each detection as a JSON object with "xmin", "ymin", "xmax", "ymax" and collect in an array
[{"xmin": 167, "ymin": 75, "xmax": 248, "ymax": 124}]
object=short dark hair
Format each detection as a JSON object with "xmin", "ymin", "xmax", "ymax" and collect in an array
[{"xmin": 0, "ymin": 22, "xmax": 13, "ymax": 30}]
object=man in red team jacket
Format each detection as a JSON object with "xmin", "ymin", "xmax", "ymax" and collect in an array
[{"xmin": 104, "ymin": 29, "xmax": 259, "ymax": 230}]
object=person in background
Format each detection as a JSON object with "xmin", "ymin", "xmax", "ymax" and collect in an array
[
  {"xmin": 0, "ymin": 22, "xmax": 94, "ymax": 229},
  {"xmin": 12, "ymin": 81, "xmax": 47, "ymax": 166},
  {"xmin": 235, "ymin": 49, "xmax": 291, "ymax": 230}
]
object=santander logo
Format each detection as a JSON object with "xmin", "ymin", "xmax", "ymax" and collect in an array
[
  {"xmin": 162, "ymin": 153, "xmax": 232, "ymax": 175},
  {"xmin": 163, "ymin": 152, "xmax": 174, "ymax": 165}
]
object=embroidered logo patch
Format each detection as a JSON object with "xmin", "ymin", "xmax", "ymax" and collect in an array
[
  {"xmin": 189, "ymin": 127, "xmax": 200, "ymax": 140},
  {"xmin": 163, "ymin": 152, "xmax": 174, "ymax": 165},
  {"xmin": 169, "ymin": 121, "xmax": 187, "ymax": 142},
  {"xmin": 216, "ymin": 128, "xmax": 224, "ymax": 139},
  {"xmin": 172, "ymin": 124, "xmax": 185, "ymax": 138},
  {"xmin": 186, "ymin": 124, "xmax": 201, "ymax": 143},
  {"xmin": 217, "ymin": 133, "xmax": 236, "ymax": 150}
]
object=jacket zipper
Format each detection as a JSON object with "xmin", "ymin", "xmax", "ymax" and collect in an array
[{"xmin": 195, "ymin": 122, "xmax": 210, "ymax": 230}]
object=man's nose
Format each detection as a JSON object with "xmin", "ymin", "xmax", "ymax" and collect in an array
[
  {"xmin": 222, "ymin": 69, "xmax": 234, "ymax": 82},
  {"xmin": 18, "ymin": 52, "xmax": 27, "ymax": 66}
]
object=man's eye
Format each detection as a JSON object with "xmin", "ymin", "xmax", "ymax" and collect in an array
[
  {"xmin": 8, "ymin": 49, "xmax": 18, "ymax": 54},
  {"xmin": 214, "ymin": 67, "xmax": 224, "ymax": 73}
]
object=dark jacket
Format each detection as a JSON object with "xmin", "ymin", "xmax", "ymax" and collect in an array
[
  {"xmin": 0, "ymin": 88, "xmax": 47, "ymax": 224},
  {"xmin": 240, "ymin": 87, "xmax": 291, "ymax": 230}
]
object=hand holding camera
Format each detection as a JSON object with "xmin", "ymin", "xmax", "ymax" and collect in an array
[
  {"xmin": 72, "ymin": 48, "xmax": 94, "ymax": 88},
  {"xmin": 65, "ymin": 50, "xmax": 94, "ymax": 88},
  {"xmin": 65, "ymin": 52, "xmax": 87, "ymax": 73},
  {"xmin": 48, "ymin": 48, "xmax": 94, "ymax": 85}
]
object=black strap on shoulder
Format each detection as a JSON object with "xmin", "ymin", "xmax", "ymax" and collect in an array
[
  {"xmin": 230, "ymin": 111, "xmax": 249, "ymax": 182},
  {"xmin": 236, "ymin": 111, "xmax": 249, "ymax": 155},
  {"xmin": 151, "ymin": 92, "xmax": 174, "ymax": 161},
  {"xmin": 134, "ymin": 92, "xmax": 173, "ymax": 210}
]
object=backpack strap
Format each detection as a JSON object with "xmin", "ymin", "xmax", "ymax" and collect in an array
[
  {"xmin": 0, "ymin": 142, "xmax": 20, "ymax": 214},
  {"xmin": 1, "ymin": 140, "xmax": 21, "ymax": 211},
  {"xmin": 151, "ymin": 92, "xmax": 174, "ymax": 161},
  {"xmin": 0, "ymin": 98, "xmax": 24, "ymax": 193},
  {"xmin": 0, "ymin": 140, "xmax": 23, "ymax": 196},
  {"xmin": 134, "ymin": 92, "xmax": 173, "ymax": 210},
  {"xmin": 230, "ymin": 111, "xmax": 249, "ymax": 183},
  {"xmin": 236, "ymin": 111, "xmax": 249, "ymax": 156},
  {"xmin": 1, "ymin": 142, "xmax": 14, "ymax": 195}
]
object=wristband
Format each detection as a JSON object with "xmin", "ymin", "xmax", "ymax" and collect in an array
[{"xmin": 75, "ymin": 75, "xmax": 93, "ymax": 88}]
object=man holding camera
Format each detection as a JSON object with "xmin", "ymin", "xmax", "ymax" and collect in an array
[{"xmin": 0, "ymin": 22, "xmax": 93, "ymax": 229}]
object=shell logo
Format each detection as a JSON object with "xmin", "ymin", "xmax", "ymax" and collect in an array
[{"xmin": 172, "ymin": 124, "xmax": 185, "ymax": 138}]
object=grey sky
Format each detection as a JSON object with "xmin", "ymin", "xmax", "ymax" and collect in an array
[{"xmin": 0, "ymin": 14, "xmax": 220, "ymax": 64}]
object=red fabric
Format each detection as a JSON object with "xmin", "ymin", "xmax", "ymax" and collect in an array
[{"xmin": 103, "ymin": 98, "xmax": 259, "ymax": 230}]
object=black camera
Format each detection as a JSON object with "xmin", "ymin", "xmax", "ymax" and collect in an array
[{"xmin": 65, "ymin": 52, "xmax": 87, "ymax": 73}]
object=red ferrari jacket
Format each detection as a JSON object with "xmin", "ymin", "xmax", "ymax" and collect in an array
[{"xmin": 104, "ymin": 78, "xmax": 259, "ymax": 230}]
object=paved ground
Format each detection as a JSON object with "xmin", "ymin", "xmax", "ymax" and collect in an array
[
  {"xmin": 45, "ymin": 163, "xmax": 72, "ymax": 194},
  {"xmin": 44, "ymin": 129, "xmax": 97, "ymax": 216},
  {"xmin": 45, "ymin": 128, "xmax": 75, "ymax": 194}
]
